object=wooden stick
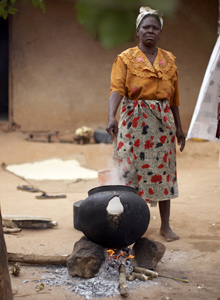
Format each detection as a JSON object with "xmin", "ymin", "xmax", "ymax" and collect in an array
[
  {"xmin": 127, "ymin": 272, "xmax": 148, "ymax": 281},
  {"xmin": 132, "ymin": 272, "xmax": 148, "ymax": 281},
  {"xmin": 118, "ymin": 264, "xmax": 128, "ymax": 297},
  {"xmin": 159, "ymin": 274, "xmax": 189, "ymax": 283},
  {"xmin": 7, "ymin": 253, "xmax": 69, "ymax": 266},
  {"xmin": 126, "ymin": 274, "xmax": 135, "ymax": 281},
  {"xmin": 133, "ymin": 267, "xmax": 188, "ymax": 283},
  {"xmin": 133, "ymin": 266, "xmax": 158, "ymax": 278}
]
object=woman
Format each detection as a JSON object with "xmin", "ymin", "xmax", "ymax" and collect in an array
[{"xmin": 106, "ymin": 7, "xmax": 185, "ymax": 242}]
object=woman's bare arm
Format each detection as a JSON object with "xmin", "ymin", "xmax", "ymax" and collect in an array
[
  {"xmin": 106, "ymin": 92, "xmax": 123, "ymax": 141},
  {"xmin": 170, "ymin": 105, "xmax": 185, "ymax": 152}
]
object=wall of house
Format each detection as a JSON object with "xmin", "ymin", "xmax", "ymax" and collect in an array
[{"xmin": 10, "ymin": 0, "xmax": 219, "ymax": 134}]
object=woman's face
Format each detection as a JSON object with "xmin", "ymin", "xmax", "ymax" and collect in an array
[{"xmin": 138, "ymin": 15, "xmax": 162, "ymax": 48}]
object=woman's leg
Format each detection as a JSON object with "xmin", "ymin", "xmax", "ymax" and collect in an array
[{"xmin": 159, "ymin": 200, "xmax": 179, "ymax": 242}]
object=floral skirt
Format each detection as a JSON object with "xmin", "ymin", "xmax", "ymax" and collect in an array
[{"xmin": 114, "ymin": 98, "xmax": 178, "ymax": 207}]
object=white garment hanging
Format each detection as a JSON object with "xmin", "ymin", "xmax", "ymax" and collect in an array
[{"xmin": 186, "ymin": 35, "xmax": 220, "ymax": 142}]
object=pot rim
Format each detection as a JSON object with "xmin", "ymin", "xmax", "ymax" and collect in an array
[{"xmin": 88, "ymin": 185, "xmax": 138, "ymax": 196}]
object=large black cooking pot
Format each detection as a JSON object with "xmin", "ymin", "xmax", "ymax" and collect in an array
[{"xmin": 78, "ymin": 185, "xmax": 150, "ymax": 249}]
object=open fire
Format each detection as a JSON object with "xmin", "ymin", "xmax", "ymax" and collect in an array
[
  {"xmin": 106, "ymin": 247, "xmax": 159, "ymax": 297},
  {"xmin": 106, "ymin": 248, "xmax": 135, "ymax": 296},
  {"xmin": 39, "ymin": 244, "xmax": 161, "ymax": 299},
  {"xmin": 106, "ymin": 248, "xmax": 135, "ymax": 297},
  {"xmin": 107, "ymin": 248, "xmax": 135, "ymax": 261},
  {"xmin": 40, "ymin": 255, "xmax": 152, "ymax": 300}
]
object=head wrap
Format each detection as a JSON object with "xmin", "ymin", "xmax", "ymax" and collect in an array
[{"xmin": 136, "ymin": 7, "xmax": 163, "ymax": 29}]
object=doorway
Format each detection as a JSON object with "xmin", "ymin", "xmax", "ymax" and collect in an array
[{"xmin": 0, "ymin": 18, "xmax": 9, "ymax": 120}]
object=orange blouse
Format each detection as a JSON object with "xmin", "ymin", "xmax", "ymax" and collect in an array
[{"xmin": 110, "ymin": 46, "xmax": 180, "ymax": 106}]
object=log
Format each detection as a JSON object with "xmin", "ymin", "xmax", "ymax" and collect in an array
[
  {"xmin": 133, "ymin": 266, "xmax": 158, "ymax": 278},
  {"xmin": 126, "ymin": 274, "xmax": 135, "ymax": 281},
  {"xmin": 0, "ymin": 208, "xmax": 13, "ymax": 300},
  {"xmin": 133, "ymin": 267, "xmax": 188, "ymax": 283},
  {"xmin": 131, "ymin": 272, "xmax": 148, "ymax": 281},
  {"xmin": 126, "ymin": 272, "xmax": 148, "ymax": 281},
  {"xmin": 8, "ymin": 253, "xmax": 69, "ymax": 266},
  {"xmin": 118, "ymin": 264, "xmax": 128, "ymax": 297}
]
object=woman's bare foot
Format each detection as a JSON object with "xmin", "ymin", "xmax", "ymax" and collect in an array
[
  {"xmin": 159, "ymin": 200, "xmax": 179, "ymax": 242},
  {"xmin": 160, "ymin": 227, "xmax": 179, "ymax": 242}
]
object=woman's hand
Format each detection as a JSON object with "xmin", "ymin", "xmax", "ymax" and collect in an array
[
  {"xmin": 106, "ymin": 117, "xmax": 118, "ymax": 141},
  {"xmin": 170, "ymin": 105, "xmax": 185, "ymax": 152},
  {"xmin": 176, "ymin": 127, "xmax": 185, "ymax": 152},
  {"xmin": 106, "ymin": 92, "xmax": 123, "ymax": 141}
]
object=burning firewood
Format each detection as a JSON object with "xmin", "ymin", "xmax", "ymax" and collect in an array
[
  {"xmin": 118, "ymin": 264, "xmax": 128, "ymax": 297},
  {"xmin": 133, "ymin": 266, "xmax": 189, "ymax": 283},
  {"xmin": 126, "ymin": 272, "xmax": 148, "ymax": 281},
  {"xmin": 133, "ymin": 266, "xmax": 158, "ymax": 278}
]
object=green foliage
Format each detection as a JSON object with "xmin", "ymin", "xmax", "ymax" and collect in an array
[
  {"xmin": 76, "ymin": 3, "xmax": 103, "ymax": 35},
  {"xmin": 98, "ymin": 10, "xmax": 136, "ymax": 49},
  {"xmin": 75, "ymin": 0, "xmax": 179, "ymax": 49},
  {"xmin": 0, "ymin": 0, "xmax": 180, "ymax": 49},
  {"xmin": 75, "ymin": 0, "xmax": 138, "ymax": 49},
  {"xmin": 0, "ymin": 0, "xmax": 45, "ymax": 19},
  {"xmin": 32, "ymin": 0, "xmax": 45, "ymax": 11}
]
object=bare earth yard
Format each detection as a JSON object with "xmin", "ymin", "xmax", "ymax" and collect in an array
[{"xmin": 0, "ymin": 131, "xmax": 220, "ymax": 300}]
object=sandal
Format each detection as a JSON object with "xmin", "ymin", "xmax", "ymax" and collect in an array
[
  {"xmin": 35, "ymin": 193, "xmax": 67, "ymax": 199},
  {"xmin": 17, "ymin": 185, "xmax": 43, "ymax": 193}
]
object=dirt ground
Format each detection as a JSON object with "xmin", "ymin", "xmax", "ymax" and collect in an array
[{"xmin": 0, "ymin": 130, "xmax": 220, "ymax": 300}]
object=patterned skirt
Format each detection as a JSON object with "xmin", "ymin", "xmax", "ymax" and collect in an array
[{"xmin": 114, "ymin": 98, "xmax": 178, "ymax": 207}]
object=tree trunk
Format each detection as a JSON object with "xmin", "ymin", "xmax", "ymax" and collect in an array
[{"xmin": 0, "ymin": 208, "xmax": 13, "ymax": 300}]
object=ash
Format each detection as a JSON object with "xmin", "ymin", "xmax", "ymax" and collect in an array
[{"xmin": 39, "ymin": 259, "xmax": 143, "ymax": 299}]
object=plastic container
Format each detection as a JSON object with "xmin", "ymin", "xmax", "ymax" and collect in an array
[{"xmin": 98, "ymin": 169, "xmax": 114, "ymax": 186}]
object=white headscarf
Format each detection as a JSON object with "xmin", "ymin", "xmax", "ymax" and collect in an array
[{"xmin": 136, "ymin": 7, "xmax": 163, "ymax": 29}]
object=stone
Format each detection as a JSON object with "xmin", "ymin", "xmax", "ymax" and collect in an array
[
  {"xmin": 132, "ymin": 237, "xmax": 166, "ymax": 270},
  {"xmin": 67, "ymin": 236, "xmax": 106, "ymax": 278}
]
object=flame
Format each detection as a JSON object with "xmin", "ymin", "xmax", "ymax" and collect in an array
[
  {"xmin": 107, "ymin": 249, "xmax": 115, "ymax": 256},
  {"xmin": 116, "ymin": 252, "xmax": 124, "ymax": 259},
  {"xmin": 107, "ymin": 249, "xmax": 134, "ymax": 260},
  {"xmin": 125, "ymin": 254, "xmax": 135, "ymax": 260}
]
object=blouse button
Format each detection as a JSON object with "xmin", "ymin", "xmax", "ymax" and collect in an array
[{"xmin": 155, "ymin": 79, "xmax": 158, "ymax": 82}]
